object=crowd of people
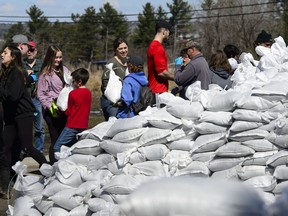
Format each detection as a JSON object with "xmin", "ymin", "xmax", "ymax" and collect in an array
[{"xmin": 0, "ymin": 20, "xmax": 273, "ymax": 199}]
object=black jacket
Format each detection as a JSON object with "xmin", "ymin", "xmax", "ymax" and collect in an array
[{"xmin": 0, "ymin": 67, "xmax": 35, "ymax": 124}]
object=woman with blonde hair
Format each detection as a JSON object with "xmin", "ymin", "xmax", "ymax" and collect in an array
[{"xmin": 37, "ymin": 45, "xmax": 72, "ymax": 163}]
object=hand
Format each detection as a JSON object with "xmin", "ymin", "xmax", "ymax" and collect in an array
[
  {"xmin": 49, "ymin": 101, "xmax": 59, "ymax": 118},
  {"xmin": 30, "ymin": 74, "xmax": 38, "ymax": 82},
  {"xmin": 174, "ymin": 57, "xmax": 183, "ymax": 66}
]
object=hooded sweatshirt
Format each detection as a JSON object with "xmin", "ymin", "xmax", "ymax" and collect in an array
[
  {"xmin": 209, "ymin": 67, "xmax": 233, "ymax": 90},
  {"xmin": 117, "ymin": 71, "xmax": 148, "ymax": 118}
]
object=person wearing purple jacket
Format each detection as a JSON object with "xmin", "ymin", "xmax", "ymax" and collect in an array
[
  {"xmin": 37, "ymin": 45, "xmax": 72, "ymax": 163},
  {"xmin": 174, "ymin": 40, "xmax": 211, "ymax": 99}
]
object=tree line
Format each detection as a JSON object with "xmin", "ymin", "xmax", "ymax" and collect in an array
[{"xmin": 2, "ymin": 0, "xmax": 288, "ymax": 67}]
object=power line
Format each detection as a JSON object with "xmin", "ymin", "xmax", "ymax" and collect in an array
[{"xmin": 0, "ymin": 1, "xmax": 281, "ymax": 23}]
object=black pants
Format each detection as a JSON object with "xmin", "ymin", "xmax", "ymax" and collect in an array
[
  {"xmin": 0, "ymin": 115, "xmax": 47, "ymax": 190},
  {"xmin": 43, "ymin": 108, "xmax": 66, "ymax": 164}
]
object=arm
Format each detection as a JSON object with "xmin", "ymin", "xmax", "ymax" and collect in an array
[
  {"xmin": 3, "ymin": 70, "xmax": 25, "ymax": 102},
  {"xmin": 158, "ymin": 70, "xmax": 174, "ymax": 81},
  {"xmin": 37, "ymin": 74, "xmax": 53, "ymax": 109},
  {"xmin": 121, "ymin": 80, "xmax": 133, "ymax": 107},
  {"xmin": 174, "ymin": 63, "xmax": 196, "ymax": 86}
]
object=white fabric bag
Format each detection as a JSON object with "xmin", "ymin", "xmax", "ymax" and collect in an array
[
  {"xmin": 104, "ymin": 63, "xmax": 122, "ymax": 104},
  {"xmin": 56, "ymin": 84, "xmax": 74, "ymax": 111}
]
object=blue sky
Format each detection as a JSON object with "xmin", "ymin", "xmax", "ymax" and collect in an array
[{"xmin": 0, "ymin": 0, "xmax": 201, "ymax": 23}]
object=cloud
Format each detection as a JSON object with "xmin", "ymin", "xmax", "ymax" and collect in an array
[{"xmin": 36, "ymin": 0, "xmax": 57, "ymax": 6}]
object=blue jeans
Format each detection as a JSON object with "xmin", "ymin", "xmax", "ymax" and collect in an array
[
  {"xmin": 53, "ymin": 127, "xmax": 84, "ymax": 152},
  {"xmin": 100, "ymin": 95, "xmax": 118, "ymax": 121},
  {"xmin": 32, "ymin": 98, "xmax": 45, "ymax": 153}
]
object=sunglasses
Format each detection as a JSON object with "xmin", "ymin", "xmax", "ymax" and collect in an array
[{"xmin": 28, "ymin": 48, "xmax": 36, "ymax": 52}]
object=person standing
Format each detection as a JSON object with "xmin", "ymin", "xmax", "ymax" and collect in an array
[
  {"xmin": 116, "ymin": 55, "xmax": 148, "ymax": 118},
  {"xmin": 37, "ymin": 45, "xmax": 72, "ymax": 164},
  {"xmin": 11, "ymin": 34, "xmax": 30, "ymax": 56},
  {"xmin": 209, "ymin": 50, "xmax": 233, "ymax": 90},
  {"xmin": 23, "ymin": 41, "xmax": 45, "ymax": 153},
  {"xmin": 0, "ymin": 45, "xmax": 48, "ymax": 198},
  {"xmin": 53, "ymin": 68, "xmax": 92, "ymax": 154},
  {"xmin": 147, "ymin": 20, "xmax": 174, "ymax": 94},
  {"xmin": 174, "ymin": 40, "xmax": 211, "ymax": 99},
  {"xmin": 100, "ymin": 37, "xmax": 129, "ymax": 121}
]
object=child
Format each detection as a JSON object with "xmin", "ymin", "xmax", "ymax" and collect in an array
[
  {"xmin": 53, "ymin": 68, "xmax": 92, "ymax": 153},
  {"xmin": 117, "ymin": 55, "xmax": 148, "ymax": 118}
]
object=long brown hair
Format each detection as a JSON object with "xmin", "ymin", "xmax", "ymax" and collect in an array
[
  {"xmin": 209, "ymin": 50, "xmax": 233, "ymax": 74},
  {"xmin": 40, "ymin": 45, "xmax": 64, "ymax": 78}
]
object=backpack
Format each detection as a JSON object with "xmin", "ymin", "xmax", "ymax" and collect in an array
[{"xmin": 131, "ymin": 85, "xmax": 155, "ymax": 114}]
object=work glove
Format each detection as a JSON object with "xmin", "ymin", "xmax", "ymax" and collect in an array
[
  {"xmin": 174, "ymin": 57, "xmax": 183, "ymax": 66},
  {"xmin": 49, "ymin": 100, "xmax": 59, "ymax": 118},
  {"xmin": 30, "ymin": 74, "xmax": 38, "ymax": 82}
]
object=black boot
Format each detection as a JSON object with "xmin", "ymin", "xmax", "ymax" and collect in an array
[{"xmin": 0, "ymin": 169, "xmax": 12, "ymax": 199}]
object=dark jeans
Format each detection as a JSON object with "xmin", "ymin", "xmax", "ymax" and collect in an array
[
  {"xmin": 100, "ymin": 95, "xmax": 118, "ymax": 121},
  {"xmin": 43, "ymin": 108, "xmax": 66, "ymax": 164}
]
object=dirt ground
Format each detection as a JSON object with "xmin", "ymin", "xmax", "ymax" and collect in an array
[{"xmin": 0, "ymin": 157, "xmax": 43, "ymax": 216}]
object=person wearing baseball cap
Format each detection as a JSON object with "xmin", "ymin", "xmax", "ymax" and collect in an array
[
  {"xmin": 12, "ymin": 34, "xmax": 30, "ymax": 56},
  {"xmin": 116, "ymin": 55, "xmax": 149, "ymax": 118},
  {"xmin": 23, "ymin": 41, "xmax": 45, "ymax": 153},
  {"xmin": 147, "ymin": 20, "xmax": 174, "ymax": 94},
  {"xmin": 174, "ymin": 40, "xmax": 211, "ymax": 99}
]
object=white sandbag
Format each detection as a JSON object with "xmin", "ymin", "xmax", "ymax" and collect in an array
[
  {"xmin": 268, "ymin": 188, "xmax": 288, "ymax": 215},
  {"xmin": 210, "ymin": 165, "xmax": 240, "ymax": 180},
  {"xmin": 69, "ymin": 139, "xmax": 102, "ymax": 156},
  {"xmin": 57, "ymin": 85, "xmax": 74, "ymax": 111},
  {"xmin": 166, "ymin": 139, "xmax": 194, "ymax": 151},
  {"xmin": 119, "ymin": 177, "xmax": 266, "ymax": 216},
  {"xmin": 104, "ymin": 64, "xmax": 122, "ymax": 104},
  {"xmin": 112, "ymin": 128, "xmax": 148, "ymax": 143},
  {"xmin": 234, "ymin": 95, "xmax": 279, "ymax": 111},
  {"xmin": 68, "ymin": 204, "xmax": 91, "ymax": 216},
  {"xmin": 241, "ymin": 139, "xmax": 278, "ymax": 152},
  {"xmin": 107, "ymin": 161, "xmax": 129, "ymax": 175},
  {"xmin": 273, "ymin": 165, "xmax": 288, "ymax": 180},
  {"xmin": 81, "ymin": 169, "xmax": 113, "ymax": 183},
  {"xmin": 191, "ymin": 132, "xmax": 227, "ymax": 153},
  {"xmin": 166, "ymin": 100, "xmax": 204, "ymax": 120},
  {"xmin": 258, "ymin": 119, "xmax": 276, "ymax": 132},
  {"xmin": 207, "ymin": 157, "xmax": 245, "ymax": 172},
  {"xmin": 228, "ymin": 128, "xmax": 270, "ymax": 142},
  {"xmin": 237, "ymin": 165, "xmax": 271, "ymax": 180},
  {"xmin": 138, "ymin": 144, "xmax": 169, "ymax": 161},
  {"xmin": 191, "ymin": 151, "xmax": 215, "ymax": 162},
  {"xmin": 125, "ymin": 161, "xmax": 169, "ymax": 177},
  {"xmin": 252, "ymin": 80, "xmax": 288, "ymax": 102},
  {"xmin": 201, "ymin": 88, "xmax": 246, "ymax": 112},
  {"xmin": 88, "ymin": 197, "xmax": 116, "ymax": 212},
  {"xmin": 128, "ymin": 151, "xmax": 146, "ymax": 164},
  {"xmin": 274, "ymin": 117, "xmax": 288, "ymax": 135},
  {"xmin": 44, "ymin": 206, "xmax": 69, "ymax": 216},
  {"xmin": 55, "ymin": 160, "xmax": 84, "ymax": 187},
  {"xmin": 144, "ymin": 107, "xmax": 182, "ymax": 129},
  {"xmin": 67, "ymin": 154, "xmax": 97, "ymax": 167},
  {"xmin": 11, "ymin": 196, "xmax": 37, "ymax": 216},
  {"xmin": 232, "ymin": 109, "xmax": 278, "ymax": 123},
  {"xmin": 102, "ymin": 174, "xmax": 143, "ymax": 194},
  {"xmin": 242, "ymin": 151, "xmax": 278, "ymax": 166},
  {"xmin": 87, "ymin": 153, "xmax": 115, "ymax": 171},
  {"xmin": 272, "ymin": 180, "xmax": 288, "ymax": 194},
  {"xmin": 175, "ymin": 161, "xmax": 211, "ymax": 177},
  {"xmin": 106, "ymin": 116, "xmax": 147, "ymax": 138},
  {"xmin": 194, "ymin": 122, "xmax": 228, "ymax": 134},
  {"xmin": 75, "ymin": 181, "xmax": 100, "ymax": 197},
  {"xmin": 42, "ymin": 179, "xmax": 73, "ymax": 198},
  {"xmin": 49, "ymin": 188, "xmax": 83, "ymax": 211},
  {"xmin": 215, "ymin": 142, "xmax": 255, "ymax": 157},
  {"xmin": 100, "ymin": 140, "xmax": 138, "ymax": 157},
  {"xmin": 198, "ymin": 111, "xmax": 233, "ymax": 126},
  {"xmin": 267, "ymin": 133, "xmax": 288, "ymax": 148},
  {"xmin": 77, "ymin": 118, "xmax": 116, "ymax": 141},
  {"xmin": 230, "ymin": 121, "xmax": 264, "ymax": 132},
  {"xmin": 244, "ymin": 175, "xmax": 277, "ymax": 192},
  {"xmin": 162, "ymin": 150, "xmax": 192, "ymax": 171},
  {"xmin": 166, "ymin": 127, "xmax": 197, "ymax": 142},
  {"xmin": 255, "ymin": 190, "xmax": 276, "ymax": 207},
  {"xmin": 138, "ymin": 127, "xmax": 171, "ymax": 146},
  {"xmin": 266, "ymin": 150, "xmax": 288, "ymax": 167}
]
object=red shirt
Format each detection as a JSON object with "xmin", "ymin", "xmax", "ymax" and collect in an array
[
  {"xmin": 147, "ymin": 40, "xmax": 169, "ymax": 93},
  {"xmin": 65, "ymin": 87, "xmax": 92, "ymax": 129}
]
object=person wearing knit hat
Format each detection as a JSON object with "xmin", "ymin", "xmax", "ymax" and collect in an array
[{"xmin": 254, "ymin": 30, "xmax": 273, "ymax": 47}]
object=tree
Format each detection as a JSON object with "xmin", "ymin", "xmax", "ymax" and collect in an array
[{"xmin": 4, "ymin": 23, "xmax": 26, "ymax": 44}]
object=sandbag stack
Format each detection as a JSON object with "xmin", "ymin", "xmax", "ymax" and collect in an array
[{"xmin": 8, "ymin": 36, "xmax": 288, "ymax": 216}]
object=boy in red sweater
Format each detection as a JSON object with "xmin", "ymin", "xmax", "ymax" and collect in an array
[{"xmin": 53, "ymin": 68, "xmax": 92, "ymax": 154}]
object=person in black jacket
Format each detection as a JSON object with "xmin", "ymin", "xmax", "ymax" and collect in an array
[{"xmin": 0, "ymin": 45, "xmax": 48, "ymax": 199}]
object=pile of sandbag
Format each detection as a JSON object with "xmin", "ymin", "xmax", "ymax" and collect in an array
[{"xmin": 7, "ymin": 36, "xmax": 288, "ymax": 216}]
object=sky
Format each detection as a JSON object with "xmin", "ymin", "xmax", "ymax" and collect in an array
[{"xmin": 0, "ymin": 0, "xmax": 201, "ymax": 23}]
